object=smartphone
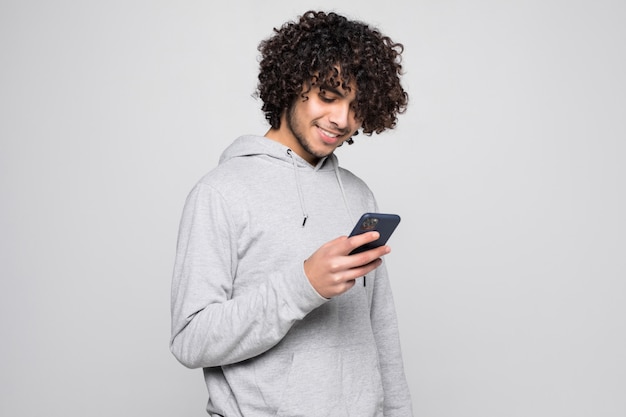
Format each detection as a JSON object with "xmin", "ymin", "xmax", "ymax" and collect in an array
[{"xmin": 348, "ymin": 213, "xmax": 401, "ymax": 254}]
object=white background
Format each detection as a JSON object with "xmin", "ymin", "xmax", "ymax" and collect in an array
[{"xmin": 1, "ymin": 0, "xmax": 625, "ymax": 416}]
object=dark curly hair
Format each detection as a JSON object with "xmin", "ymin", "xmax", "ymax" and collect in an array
[{"xmin": 257, "ymin": 11, "xmax": 408, "ymax": 136}]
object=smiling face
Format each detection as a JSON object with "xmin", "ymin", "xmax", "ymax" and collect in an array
[{"xmin": 266, "ymin": 80, "xmax": 362, "ymax": 165}]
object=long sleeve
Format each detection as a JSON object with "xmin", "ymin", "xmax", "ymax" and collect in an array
[
  {"xmin": 169, "ymin": 183, "xmax": 327, "ymax": 369},
  {"xmin": 370, "ymin": 263, "xmax": 414, "ymax": 417}
]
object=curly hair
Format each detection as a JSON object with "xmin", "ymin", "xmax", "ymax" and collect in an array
[{"xmin": 257, "ymin": 11, "xmax": 408, "ymax": 135}]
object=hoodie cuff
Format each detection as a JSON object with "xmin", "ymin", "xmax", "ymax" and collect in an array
[{"xmin": 279, "ymin": 263, "xmax": 328, "ymax": 319}]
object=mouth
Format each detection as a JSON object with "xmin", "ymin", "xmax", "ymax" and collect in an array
[{"xmin": 317, "ymin": 126, "xmax": 346, "ymax": 144}]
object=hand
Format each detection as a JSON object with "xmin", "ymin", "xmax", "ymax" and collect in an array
[{"xmin": 304, "ymin": 232, "xmax": 390, "ymax": 299}]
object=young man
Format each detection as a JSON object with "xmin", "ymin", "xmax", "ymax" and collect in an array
[{"xmin": 170, "ymin": 11, "xmax": 412, "ymax": 417}]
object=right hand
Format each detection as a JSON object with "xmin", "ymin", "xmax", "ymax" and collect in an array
[{"xmin": 303, "ymin": 232, "xmax": 390, "ymax": 299}]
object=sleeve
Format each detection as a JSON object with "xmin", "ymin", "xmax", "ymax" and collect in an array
[
  {"xmin": 370, "ymin": 262, "xmax": 414, "ymax": 417},
  {"xmin": 169, "ymin": 182, "xmax": 327, "ymax": 369}
]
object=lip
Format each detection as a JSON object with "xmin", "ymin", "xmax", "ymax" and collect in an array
[{"xmin": 316, "ymin": 126, "xmax": 343, "ymax": 144}]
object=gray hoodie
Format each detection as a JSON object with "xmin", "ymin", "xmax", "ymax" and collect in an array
[{"xmin": 170, "ymin": 135, "xmax": 413, "ymax": 417}]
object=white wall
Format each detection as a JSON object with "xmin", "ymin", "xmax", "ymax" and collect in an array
[{"xmin": 1, "ymin": 1, "xmax": 624, "ymax": 416}]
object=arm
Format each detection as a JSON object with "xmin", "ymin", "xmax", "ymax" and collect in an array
[
  {"xmin": 169, "ymin": 183, "xmax": 327, "ymax": 368},
  {"xmin": 370, "ymin": 262, "xmax": 414, "ymax": 417}
]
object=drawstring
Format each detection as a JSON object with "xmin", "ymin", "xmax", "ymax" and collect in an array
[
  {"xmin": 286, "ymin": 149, "xmax": 353, "ymax": 228},
  {"xmin": 332, "ymin": 157, "xmax": 354, "ymax": 223},
  {"xmin": 287, "ymin": 149, "xmax": 309, "ymax": 227},
  {"xmin": 332, "ymin": 157, "xmax": 363, "ymax": 287}
]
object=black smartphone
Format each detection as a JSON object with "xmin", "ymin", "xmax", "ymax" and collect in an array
[{"xmin": 348, "ymin": 213, "xmax": 401, "ymax": 254}]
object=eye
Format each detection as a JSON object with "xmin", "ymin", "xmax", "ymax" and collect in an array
[{"xmin": 319, "ymin": 90, "xmax": 336, "ymax": 103}]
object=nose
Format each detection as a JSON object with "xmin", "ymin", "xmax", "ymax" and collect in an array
[{"xmin": 328, "ymin": 102, "xmax": 351, "ymax": 130}]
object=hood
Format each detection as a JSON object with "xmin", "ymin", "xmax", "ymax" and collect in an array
[
  {"xmin": 218, "ymin": 135, "xmax": 337, "ymax": 172},
  {"xmin": 218, "ymin": 135, "xmax": 352, "ymax": 227}
]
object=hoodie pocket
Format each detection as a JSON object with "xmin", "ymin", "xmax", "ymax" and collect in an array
[
  {"xmin": 271, "ymin": 346, "xmax": 385, "ymax": 417},
  {"xmin": 274, "ymin": 348, "xmax": 348, "ymax": 417}
]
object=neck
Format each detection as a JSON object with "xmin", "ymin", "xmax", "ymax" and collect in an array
[{"xmin": 264, "ymin": 123, "xmax": 319, "ymax": 166}]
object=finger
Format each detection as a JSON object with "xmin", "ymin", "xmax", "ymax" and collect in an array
[
  {"xmin": 346, "ymin": 231, "xmax": 380, "ymax": 252},
  {"xmin": 346, "ymin": 244, "xmax": 390, "ymax": 267},
  {"xmin": 345, "ymin": 258, "xmax": 383, "ymax": 281}
]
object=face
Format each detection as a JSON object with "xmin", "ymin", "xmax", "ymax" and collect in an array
[{"xmin": 269, "ymin": 81, "xmax": 362, "ymax": 165}]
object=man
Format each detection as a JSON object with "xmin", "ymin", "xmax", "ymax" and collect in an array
[{"xmin": 170, "ymin": 10, "xmax": 412, "ymax": 417}]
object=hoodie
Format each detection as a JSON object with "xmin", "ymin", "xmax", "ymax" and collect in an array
[{"xmin": 170, "ymin": 135, "xmax": 413, "ymax": 417}]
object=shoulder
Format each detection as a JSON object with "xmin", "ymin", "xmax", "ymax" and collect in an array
[
  {"xmin": 337, "ymin": 166, "xmax": 369, "ymax": 189},
  {"xmin": 335, "ymin": 165, "xmax": 378, "ymax": 211},
  {"xmin": 195, "ymin": 157, "xmax": 258, "ymax": 191}
]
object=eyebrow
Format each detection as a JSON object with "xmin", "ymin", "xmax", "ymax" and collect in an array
[{"xmin": 320, "ymin": 83, "xmax": 350, "ymax": 97}]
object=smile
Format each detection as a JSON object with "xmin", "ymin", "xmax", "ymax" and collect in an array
[
  {"xmin": 318, "ymin": 126, "xmax": 342, "ymax": 139},
  {"xmin": 321, "ymin": 129, "xmax": 338, "ymax": 138}
]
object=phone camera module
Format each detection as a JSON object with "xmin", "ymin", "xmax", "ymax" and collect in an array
[{"xmin": 361, "ymin": 217, "xmax": 379, "ymax": 231}]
